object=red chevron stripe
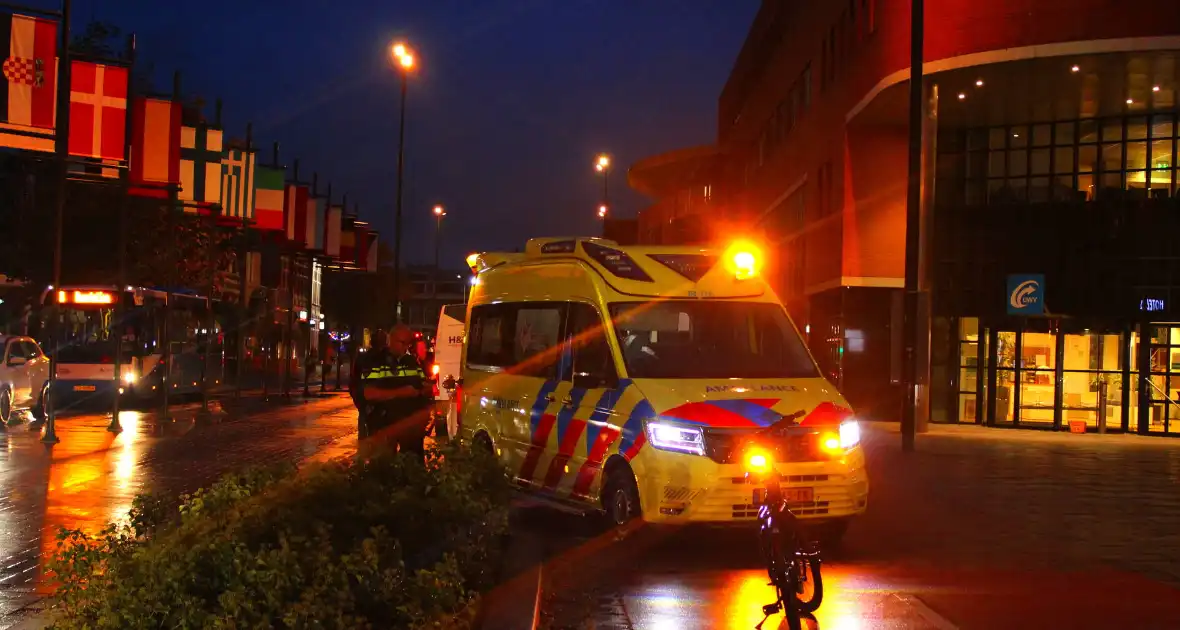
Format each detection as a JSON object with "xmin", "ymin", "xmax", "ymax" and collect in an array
[
  {"xmin": 517, "ymin": 413, "xmax": 556, "ymax": 487},
  {"xmin": 570, "ymin": 426, "xmax": 622, "ymax": 499},
  {"xmin": 542, "ymin": 419, "xmax": 587, "ymax": 489},
  {"xmin": 622, "ymin": 432, "xmax": 646, "ymax": 462}
]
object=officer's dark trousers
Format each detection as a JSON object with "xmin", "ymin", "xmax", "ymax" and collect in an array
[{"xmin": 395, "ymin": 411, "xmax": 428, "ymax": 464}]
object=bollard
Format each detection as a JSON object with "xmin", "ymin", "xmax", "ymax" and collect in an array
[{"xmin": 41, "ymin": 411, "xmax": 59, "ymax": 444}]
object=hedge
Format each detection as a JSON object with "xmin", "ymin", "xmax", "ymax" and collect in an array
[{"xmin": 47, "ymin": 443, "xmax": 512, "ymax": 629}]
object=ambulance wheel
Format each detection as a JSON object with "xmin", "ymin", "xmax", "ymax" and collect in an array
[{"xmin": 601, "ymin": 463, "xmax": 640, "ymax": 526}]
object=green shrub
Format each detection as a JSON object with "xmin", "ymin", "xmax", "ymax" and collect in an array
[{"xmin": 47, "ymin": 444, "xmax": 511, "ymax": 629}]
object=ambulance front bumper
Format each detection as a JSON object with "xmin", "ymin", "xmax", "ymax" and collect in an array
[{"xmin": 637, "ymin": 457, "xmax": 869, "ymax": 525}]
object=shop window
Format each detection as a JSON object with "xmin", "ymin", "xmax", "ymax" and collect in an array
[
  {"xmin": 1151, "ymin": 114, "xmax": 1174, "ymax": 139},
  {"xmin": 1010, "ymin": 126, "xmax": 1028, "ymax": 148},
  {"xmin": 1055, "ymin": 121, "xmax": 1075, "ymax": 145},
  {"xmin": 957, "ymin": 318, "xmax": 982, "ymax": 423},
  {"xmin": 1053, "ymin": 147, "xmax": 1075, "ymax": 174},
  {"xmin": 1008, "ymin": 150, "xmax": 1028, "ymax": 176},
  {"xmin": 1032, "ymin": 124, "xmax": 1052, "ymax": 147},
  {"xmin": 1031, "ymin": 149, "xmax": 1050, "ymax": 175},
  {"xmin": 1079, "ymin": 145, "xmax": 1098, "ymax": 172},
  {"xmin": 1101, "ymin": 119, "xmax": 1123, "ymax": 142},
  {"xmin": 1127, "ymin": 117, "xmax": 1148, "ymax": 141},
  {"xmin": 1126, "ymin": 142, "xmax": 1148, "ymax": 170},
  {"xmin": 1100, "ymin": 142, "xmax": 1123, "ymax": 172}
]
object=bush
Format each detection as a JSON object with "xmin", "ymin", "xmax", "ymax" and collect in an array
[{"xmin": 47, "ymin": 443, "xmax": 512, "ymax": 629}]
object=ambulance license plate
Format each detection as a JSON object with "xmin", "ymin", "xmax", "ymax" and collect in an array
[
  {"xmin": 74, "ymin": 385, "xmax": 96, "ymax": 392},
  {"xmin": 752, "ymin": 487, "xmax": 814, "ymax": 505}
]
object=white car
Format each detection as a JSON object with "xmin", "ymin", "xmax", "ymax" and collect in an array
[{"xmin": 0, "ymin": 335, "xmax": 50, "ymax": 424}]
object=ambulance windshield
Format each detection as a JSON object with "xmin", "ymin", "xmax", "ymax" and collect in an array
[{"xmin": 608, "ymin": 302, "xmax": 817, "ymax": 379}]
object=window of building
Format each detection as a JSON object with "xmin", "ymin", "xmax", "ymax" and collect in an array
[{"xmin": 937, "ymin": 113, "xmax": 1180, "ymax": 207}]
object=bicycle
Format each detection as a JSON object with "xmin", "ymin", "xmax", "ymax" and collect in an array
[{"xmin": 743, "ymin": 412, "xmax": 824, "ymax": 630}]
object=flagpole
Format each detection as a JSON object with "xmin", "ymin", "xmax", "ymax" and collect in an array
[
  {"xmin": 108, "ymin": 32, "xmax": 136, "ymax": 435},
  {"xmin": 160, "ymin": 70, "xmax": 182, "ymax": 424},
  {"xmin": 234, "ymin": 124, "xmax": 255, "ymax": 401},
  {"xmin": 42, "ymin": 0, "xmax": 72, "ymax": 445}
]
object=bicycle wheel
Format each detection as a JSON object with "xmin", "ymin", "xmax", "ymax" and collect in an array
[
  {"xmin": 792, "ymin": 554, "xmax": 824, "ymax": 613},
  {"xmin": 783, "ymin": 579, "xmax": 804, "ymax": 630}
]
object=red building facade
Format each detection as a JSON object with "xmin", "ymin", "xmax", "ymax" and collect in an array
[{"xmin": 633, "ymin": 0, "xmax": 1180, "ymax": 435}]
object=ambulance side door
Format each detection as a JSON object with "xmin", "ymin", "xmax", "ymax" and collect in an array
[
  {"xmin": 501, "ymin": 302, "xmax": 567, "ymax": 487},
  {"xmin": 553, "ymin": 301, "xmax": 626, "ymax": 501}
]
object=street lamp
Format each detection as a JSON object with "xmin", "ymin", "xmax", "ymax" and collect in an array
[
  {"xmin": 390, "ymin": 41, "xmax": 416, "ymax": 323},
  {"xmin": 595, "ymin": 153, "xmax": 611, "ymax": 207},
  {"xmin": 597, "ymin": 204, "xmax": 608, "ymax": 218},
  {"xmin": 432, "ymin": 205, "xmax": 446, "ymax": 301}
]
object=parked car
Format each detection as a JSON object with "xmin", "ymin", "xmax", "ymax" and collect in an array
[{"xmin": 0, "ymin": 335, "xmax": 50, "ymax": 424}]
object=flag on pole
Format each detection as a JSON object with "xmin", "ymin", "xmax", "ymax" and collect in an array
[
  {"xmin": 254, "ymin": 165, "xmax": 285, "ymax": 230},
  {"xmin": 285, "ymin": 183, "xmax": 309, "ymax": 246},
  {"xmin": 0, "ymin": 12, "xmax": 57, "ymax": 152},
  {"xmin": 129, "ymin": 97, "xmax": 181, "ymax": 198},
  {"xmin": 355, "ymin": 223, "xmax": 370, "ymax": 268},
  {"xmin": 220, "ymin": 146, "xmax": 256, "ymax": 221},
  {"xmin": 324, "ymin": 203, "xmax": 342, "ymax": 258},
  {"xmin": 180, "ymin": 123, "xmax": 224, "ymax": 212},
  {"xmin": 68, "ymin": 61, "xmax": 129, "ymax": 161},
  {"xmin": 339, "ymin": 216, "xmax": 356, "ymax": 265},
  {"xmin": 365, "ymin": 232, "xmax": 379, "ymax": 272},
  {"xmin": 305, "ymin": 194, "xmax": 324, "ymax": 251}
]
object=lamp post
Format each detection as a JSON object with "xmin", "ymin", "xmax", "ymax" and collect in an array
[
  {"xmin": 391, "ymin": 42, "xmax": 415, "ymax": 324},
  {"xmin": 432, "ymin": 205, "xmax": 445, "ymax": 302},
  {"xmin": 595, "ymin": 154, "xmax": 610, "ymax": 206}
]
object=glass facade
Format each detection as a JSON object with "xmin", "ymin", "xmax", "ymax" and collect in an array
[
  {"xmin": 938, "ymin": 114, "xmax": 1180, "ymax": 207},
  {"xmin": 948, "ymin": 316, "xmax": 1180, "ymax": 435}
]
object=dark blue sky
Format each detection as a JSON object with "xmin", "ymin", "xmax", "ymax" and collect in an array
[{"xmin": 70, "ymin": 0, "xmax": 757, "ymax": 268}]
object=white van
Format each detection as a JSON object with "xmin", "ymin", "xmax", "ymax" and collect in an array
[{"xmin": 433, "ymin": 303, "xmax": 466, "ymax": 402}]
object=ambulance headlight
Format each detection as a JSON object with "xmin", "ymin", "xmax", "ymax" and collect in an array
[
  {"xmin": 646, "ymin": 421, "xmax": 705, "ymax": 456},
  {"xmin": 839, "ymin": 419, "xmax": 861, "ymax": 449}
]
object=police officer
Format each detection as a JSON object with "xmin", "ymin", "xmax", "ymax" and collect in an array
[
  {"xmin": 354, "ymin": 325, "xmax": 433, "ymax": 460},
  {"xmin": 350, "ymin": 328, "xmax": 383, "ymax": 437}
]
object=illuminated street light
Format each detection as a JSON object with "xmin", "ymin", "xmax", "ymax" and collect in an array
[
  {"xmin": 598, "ymin": 204, "xmax": 608, "ymax": 218},
  {"xmin": 433, "ymin": 204, "xmax": 446, "ymax": 301},
  {"xmin": 595, "ymin": 153, "xmax": 611, "ymax": 208},
  {"xmin": 389, "ymin": 40, "xmax": 418, "ymax": 321}
]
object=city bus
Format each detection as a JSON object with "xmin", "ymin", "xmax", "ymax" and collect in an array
[{"xmin": 41, "ymin": 285, "xmax": 227, "ymax": 407}]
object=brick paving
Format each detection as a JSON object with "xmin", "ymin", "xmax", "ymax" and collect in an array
[
  {"xmin": 534, "ymin": 423, "xmax": 1180, "ymax": 628},
  {"xmin": 0, "ymin": 394, "xmax": 358, "ymax": 629},
  {"xmin": 859, "ymin": 424, "xmax": 1180, "ymax": 584}
]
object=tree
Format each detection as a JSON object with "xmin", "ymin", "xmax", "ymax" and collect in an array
[
  {"xmin": 72, "ymin": 20, "xmax": 158, "ymax": 94},
  {"xmin": 70, "ymin": 21, "xmax": 122, "ymax": 58}
]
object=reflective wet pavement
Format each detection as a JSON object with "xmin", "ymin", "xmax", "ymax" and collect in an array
[
  {"xmin": 0, "ymin": 395, "xmax": 357, "ymax": 628},
  {"xmin": 530, "ymin": 424, "xmax": 1180, "ymax": 629}
]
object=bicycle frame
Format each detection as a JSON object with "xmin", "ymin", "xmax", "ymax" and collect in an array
[{"xmin": 747, "ymin": 446, "xmax": 822, "ymax": 628}]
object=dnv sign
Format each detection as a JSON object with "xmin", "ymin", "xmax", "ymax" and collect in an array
[{"xmin": 1007, "ymin": 274, "xmax": 1045, "ymax": 315}]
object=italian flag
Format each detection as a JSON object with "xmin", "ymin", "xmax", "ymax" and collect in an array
[{"xmin": 254, "ymin": 165, "xmax": 285, "ymax": 230}]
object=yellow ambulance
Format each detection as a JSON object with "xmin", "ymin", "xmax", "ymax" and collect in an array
[{"xmin": 457, "ymin": 237, "xmax": 868, "ymax": 541}]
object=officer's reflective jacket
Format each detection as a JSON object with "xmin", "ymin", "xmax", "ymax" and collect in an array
[{"xmin": 356, "ymin": 349, "xmax": 431, "ymax": 421}]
